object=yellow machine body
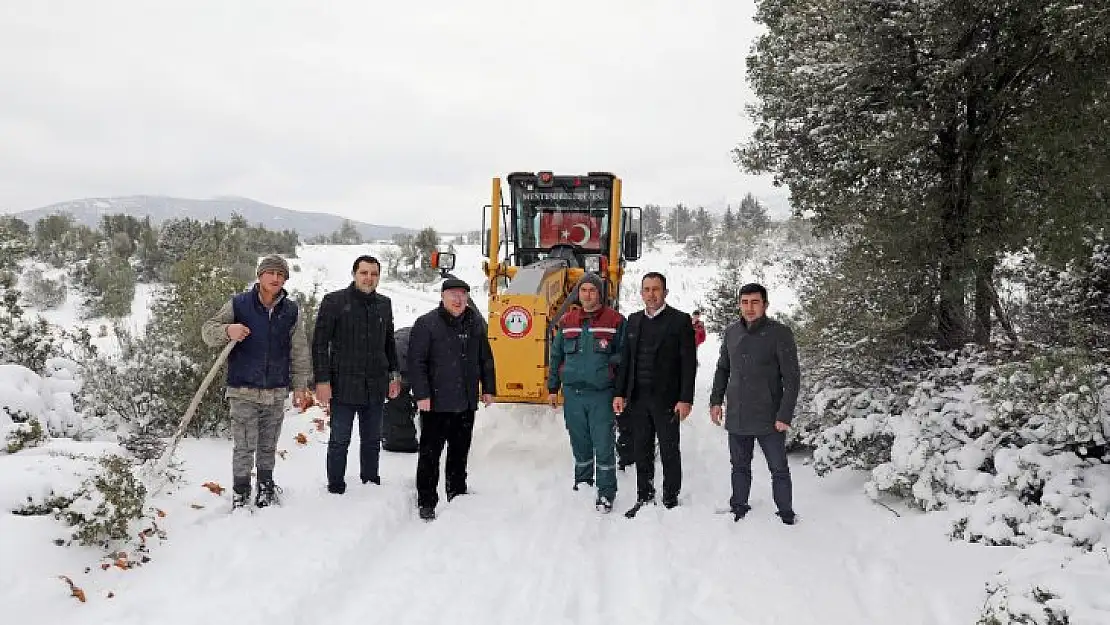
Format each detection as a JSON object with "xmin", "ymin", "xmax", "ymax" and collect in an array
[{"xmin": 481, "ymin": 172, "xmax": 642, "ymax": 405}]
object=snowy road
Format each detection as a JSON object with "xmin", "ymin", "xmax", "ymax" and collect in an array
[{"xmin": 24, "ymin": 345, "xmax": 1014, "ymax": 625}]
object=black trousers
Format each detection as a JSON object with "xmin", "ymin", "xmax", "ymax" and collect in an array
[
  {"xmin": 416, "ymin": 410, "xmax": 475, "ymax": 508},
  {"xmin": 729, "ymin": 431, "xmax": 793, "ymax": 514},
  {"xmin": 629, "ymin": 398, "xmax": 681, "ymax": 501},
  {"xmin": 615, "ymin": 414, "xmax": 635, "ymax": 468}
]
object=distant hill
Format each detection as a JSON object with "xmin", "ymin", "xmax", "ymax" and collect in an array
[{"xmin": 11, "ymin": 195, "xmax": 415, "ymax": 241}]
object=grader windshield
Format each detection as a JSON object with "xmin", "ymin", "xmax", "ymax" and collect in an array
[
  {"xmin": 507, "ymin": 172, "xmax": 614, "ymax": 265},
  {"xmin": 480, "ymin": 171, "xmax": 640, "ymax": 404}
]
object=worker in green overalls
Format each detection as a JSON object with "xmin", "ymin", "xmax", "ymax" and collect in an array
[{"xmin": 547, "ymin": 273, "xmax": 627, "ymax": 513}]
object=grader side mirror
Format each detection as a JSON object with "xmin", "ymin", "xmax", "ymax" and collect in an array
[{"xmin": 623, "ymin": 231, "xmax": 641, "ymax": 261}]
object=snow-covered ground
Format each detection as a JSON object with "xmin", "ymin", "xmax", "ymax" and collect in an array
[{"xmin": 0, "ymin": 241, "xmax": 1069, "ymax": 624}]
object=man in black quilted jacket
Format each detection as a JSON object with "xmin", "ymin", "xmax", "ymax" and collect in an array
[
  {"xmin": 313, "ymin": 255, "xmax": 401, "ymax": 494},
  {"xmin": 408, "ymin": 277, "xmax": 496, "ymax": 521}
]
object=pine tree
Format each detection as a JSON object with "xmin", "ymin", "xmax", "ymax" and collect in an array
[
  {"xmin": 641, "ymin": 205, "xmax": 664, "ymax": 243},
  {"xmin": 666, "ymin": 204, "xmax": 693, "ymax": 242},
  {"xmin": 329, "ymin": 220, "xmax": 362, "ymax": 245},
  {"xmin": 704, "ymin": 261, "xmax": 746, "ymax": 333},
  {"xmin": 684, "ymin": 207, "xmax": 717, "ymax": 259},
  {"xmin": 721, "ymin": 206, "xmax": 736, "ymax": 238},
  {"xmin": 736, "ymin": 0, "xmax": 1110, "ymax": 348},
  {"xmin": 736, "ymin": 193, "xmax": 769, "ymax": 236},
  {"xmin": 82, "ymin": 255, "xmax": 136, "ymax": 319}
]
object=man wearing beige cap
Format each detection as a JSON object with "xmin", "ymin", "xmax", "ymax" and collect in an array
[{"xmin": 202, "ymin": 254, "xmax": 311, "ymax": 510}]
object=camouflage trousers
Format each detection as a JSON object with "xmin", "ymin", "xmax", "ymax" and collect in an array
[{"xmin": 229, "ymin": 397, "xmax": 285, "ymax": 491}]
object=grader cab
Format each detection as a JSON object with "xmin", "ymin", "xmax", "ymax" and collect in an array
[{"xmin": 476, "ymin": 171, "xmax": 643, "ymax": 404}]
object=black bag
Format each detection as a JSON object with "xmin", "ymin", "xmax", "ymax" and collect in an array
[{"xmin": 382, "ymin": 326, "xmax": 418, "ymax": 453}]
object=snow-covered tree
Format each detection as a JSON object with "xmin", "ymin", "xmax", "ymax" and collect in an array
[{"xmin": 736, "ymin": 0, "xmax": 1110, "ymax": 348}]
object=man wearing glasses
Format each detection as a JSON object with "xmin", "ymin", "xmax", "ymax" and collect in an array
[{"xmin": 407, "ymin": 278, "xmax": 496, "ymax": 521}]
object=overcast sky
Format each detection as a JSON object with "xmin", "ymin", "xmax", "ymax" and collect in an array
[{"xmin": 0, "ymin": 0, "xmax": 785, "ymax": 231}]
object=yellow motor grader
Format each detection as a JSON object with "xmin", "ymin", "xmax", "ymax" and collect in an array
[{"xmin": 456, "ymin": 171, "xmax": 642, "ymax": 404}]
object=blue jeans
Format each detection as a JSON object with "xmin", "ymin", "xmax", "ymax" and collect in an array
[
  {"xmin": 326, "ymin": 400, "xmax": 384, "ymax": 487},
  {"xmin": 729, "ymin": 431, "xmax": 793, "ymax": 514}
]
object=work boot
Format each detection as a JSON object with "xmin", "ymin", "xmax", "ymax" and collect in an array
[
  {"xmin": 232, "ymin": 481, "xmax": 251, "ymax": 510},
  {"xmin": 255, "ymin": 480, "xmax": 282, "ymax": 508},
  {"xmin": 732, "ymin": 505, "xmax": 751, "ymax": 522}
]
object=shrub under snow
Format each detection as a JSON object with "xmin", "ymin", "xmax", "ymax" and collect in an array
[
  {"xmin": 10, "ymin": 450, "xmax": 150, "ymax": 550},
  {"xmin": 807, "ymin": 345, "xmax": 1110, "ymax": 547},
  {"xmin": 798, "ymin": 344, "xmax": 1110, "ymax": 624},
  {"xmin": 0, "ymin": 358, "xmax": 98, "ymax": 444}
]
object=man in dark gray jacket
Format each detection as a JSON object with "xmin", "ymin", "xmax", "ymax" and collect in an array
[{"xmin": 709, "ymin": 283, "xmax": 801, "ymax": 524}]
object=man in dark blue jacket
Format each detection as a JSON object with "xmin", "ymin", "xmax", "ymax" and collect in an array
[
  {"xmin": 202, "ymin": 255, "xmax": 311, "ymax": 509},
  {"xmin": 408, "ymin": 278, "xmax": 496, "ymax": 521},
  {"xmin": 313, "ymin": 255, "xmax": 401, "ymax": 495}
]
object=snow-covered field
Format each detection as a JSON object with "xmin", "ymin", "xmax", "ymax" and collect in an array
[{"xmin": 0, "ymin": 241, "xmax": 1091, "ymax": 624}]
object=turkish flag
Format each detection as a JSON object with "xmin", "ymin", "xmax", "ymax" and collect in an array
[{"xmin": 538, "ymin": 212, "xmax": 602, "ymax": 248}]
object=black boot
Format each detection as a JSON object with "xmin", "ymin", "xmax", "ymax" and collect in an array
[
  {"xmin": 232, "ymin": 481, "xmax": 251, "ymax": 509},
  {"xmin": 255, "ymin": 479, "xmax": 282, "ymax": 508},
  {"xmin": 732, "ymin": 505, "xmax": 751, "ymax": 522}
]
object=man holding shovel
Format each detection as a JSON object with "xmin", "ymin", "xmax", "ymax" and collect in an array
[{"xmin": 202, "ymin": 255, "xmax": 311, "ymax": 509}]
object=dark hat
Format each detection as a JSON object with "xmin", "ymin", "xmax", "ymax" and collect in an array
[
  {"xmin": 441, "ymin": 277, "xmax": 470, "ymax": 292},
  {"xmin": 256, "ymin": 254, "xmax": 290, "ymax": 279},
  {"xmin": 577, "ymin": 272, "xmax": 605, "ymax": 294}
]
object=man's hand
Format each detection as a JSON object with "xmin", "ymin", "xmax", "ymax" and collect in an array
[
  {"xmin": 613, "ymin": 397, "xmax": 625, "ymax": 415},
  {"xmin": 388, "ymin": 379, "xmax": 401, "ymax": 399},
  {"xmin": 481, "ymin": 394, "xmax": 493, "ymax": 407},
  {"xmin": 674, "ymin": 401, "xmax": 692, "ymax": 421},
  {"xmin": 315, "ymin": 383, "xmax": 332, "ymax": 407},
  {"xmin": 709, "ymin": 405, "xmax": 723, "ymax": 426},
  {"xmin": 417, "ymin": 399, "xmax": 431, "ymax": 412},
  {"xmin": 774, "ymin": 420, "xmax": 790, "ymax": 432},
  {"xmin": 226, "ymin": 323, "xmax": 250, "ymax": 341},
  {"xmin": 293, "ymin": 389, "xmax": 310, "ymax": 412},
  {"xmin": 548, "ymin": 393, "xmax": 559, "ymax": 408}
]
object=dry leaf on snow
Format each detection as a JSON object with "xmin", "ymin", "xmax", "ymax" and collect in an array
[
  {"xmin": 58, "ymin": 576, "xmax": 86, "ymax": 603},
  {"xmin": 201, "ymin": 482, "xmax": 225, "ymax": 495},
  {"xmin": 294, "ymin": 433, "xmax": 308, "ymax": 445}
]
